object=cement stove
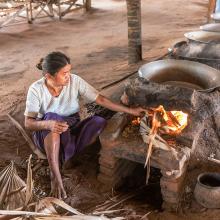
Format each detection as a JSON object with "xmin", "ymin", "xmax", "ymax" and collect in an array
[{"xmin": 97, "ymin": 60, "xmax": 220, "ymax": 210}]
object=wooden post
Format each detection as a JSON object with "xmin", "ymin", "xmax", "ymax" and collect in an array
[
  {"xmin": 126, "ymin": 0, "xmax": 142, "ymax": 64},
  {"xmin": 85, "ymin": 0, "xmax": 91, "ymax": 11},
  {"xmin": 207, "ymin": 0, "xmax": 216, "ymax": 22}
]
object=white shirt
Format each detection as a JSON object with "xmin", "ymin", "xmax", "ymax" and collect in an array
[{"xmin": 24, "ymin": 74, "xmax": 99, "ymax": 118}]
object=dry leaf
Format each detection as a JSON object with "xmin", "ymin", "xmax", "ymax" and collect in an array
[
  {"xmin": 0, "ymin": 162, "xmax": 26, "ymax": 210},
  {"xmin": 7, "ymin": 114, "xmax": 46, "ymax": 160},
  {"xmin": 25, "ymin": 155, "xmax": 33, "ymax": 207},
  {"xmin": 36, "ymin": 197, "xmax": 82, "ymax": 215}
]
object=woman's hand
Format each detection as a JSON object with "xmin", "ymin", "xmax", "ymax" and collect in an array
[
  {"xmin": 129, "ymin": 107, "xmax": 146, "ymax": 117},
  {"xmin": 47, "ymin": 120, "xmax": 69, "ymax": 134}
]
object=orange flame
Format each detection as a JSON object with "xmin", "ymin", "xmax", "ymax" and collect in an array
[
  {"xmin": 131, "ymin": 105, "xmax": 188, "ymax": 135},
  {"xmin": 162, "ymin": 109, "xmax": 188, "ymax": 135}
]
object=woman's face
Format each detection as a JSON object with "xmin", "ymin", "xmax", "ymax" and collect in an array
[{"xmin": 46, "ymin": 64, "xmax": 72, "ymax": 86}]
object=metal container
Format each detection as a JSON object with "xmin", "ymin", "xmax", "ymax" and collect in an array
[
  {"xmin": 211, "ymin": 13, "xmax": 220, "ymax": 21},
  {"xmin": 169, "ymin": 40, "xmax": 220, "ymax": 70},
  {"xmin": 194, "ymin": 173, "xmax": 220, "ymax": 208},
  {"xmin": 138, "ymin": 59, "xmax": 220, "ymax": 90},
  {"xmin": 184, "ymin": 31, "xmax": 220, "ymax": 44},
  {"xmin": 200, "ymin": 23, "xmax": 220, "ymax": 33}
]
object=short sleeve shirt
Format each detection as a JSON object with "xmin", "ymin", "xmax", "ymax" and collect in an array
[{"xmin": 24, "ymin": 74, "xmax": 99, "ymax": 118}]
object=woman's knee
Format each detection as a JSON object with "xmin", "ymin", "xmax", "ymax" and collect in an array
[
  {"xmin": 44, "ymin": 131, "xmax": 60, "ymax": 146},
  {"xmin": 92, "ymin": 116, "xmax": 107, "ymax": 129}
]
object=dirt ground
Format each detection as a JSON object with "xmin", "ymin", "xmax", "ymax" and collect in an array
[{"xmin": 1, "ymin": 0, "xmax": 220, "ymax": 219}]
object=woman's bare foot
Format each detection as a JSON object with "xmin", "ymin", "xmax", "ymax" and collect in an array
[
  {"xmin": 50, "ymin": 172, "xmax": 67, "ymax": 199},
  {"xmin": 50, "ymin": 179, "xmax": 67, "ymax": 199}
]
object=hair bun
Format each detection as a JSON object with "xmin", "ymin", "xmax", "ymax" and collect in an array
[{"xmin": 36, "ymin": 58, "xmax": 44, "ymax": 70}]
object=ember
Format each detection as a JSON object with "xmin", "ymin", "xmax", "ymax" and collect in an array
[{"xmin": 131, "ymin": 117, "xmax": 141, "ymax": 126}]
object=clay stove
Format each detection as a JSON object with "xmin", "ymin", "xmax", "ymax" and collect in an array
[{"xmin": 97, "ymin": 59, "xmax": 220, "ymax": 210}]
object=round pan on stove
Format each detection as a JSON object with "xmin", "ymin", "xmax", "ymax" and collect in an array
[{"xmin": 138, "ymin": 59, "xmax": 220, "ymax": 91}]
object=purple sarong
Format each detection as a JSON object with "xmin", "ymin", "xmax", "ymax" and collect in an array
[{"xmin": 33, "ymin": 112, "xmax": 106, "ymax": 161}]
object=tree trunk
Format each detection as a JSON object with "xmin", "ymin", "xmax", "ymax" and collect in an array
[{"xmin": 126, "ymin": 0, "xmax": 142, "ymax": 64}]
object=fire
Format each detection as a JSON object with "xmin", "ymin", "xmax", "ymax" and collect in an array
[
  {"xmin": 150, "ymin": 105, "xmax": 188, "ymax": 135},
  {"xmin": 131, "ymin": 105, "xmax": 188, "ymax": 135},
  {"xmin": 162, "ymin": 109, "xmax": 188, "ymax": 135},
  {"xmin": 131, "ymin": 117, "xmax": 141, "ymax": 126}
]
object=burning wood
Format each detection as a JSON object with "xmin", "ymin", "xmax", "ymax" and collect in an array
[
  {"xmin": 146, "ymin": 106, "xmax": 188, "ymax": 135},
  {"xmin": 132, "ymin": 105, "xmax": 188, "ymax": 135},
  {"xmin": 137, "ymin": 105, "xmax": 188, "ymax": 184}
]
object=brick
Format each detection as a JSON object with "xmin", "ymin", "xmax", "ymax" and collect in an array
[
  {"xmin": 99, "ymin": 156, "xmax": 119, "ymax": 169},
  {"xmin": 160, "ymin": 177, "xmax": 184, "ymax": 193},
  {"xmin": 161, "ymin": 171, "xmax": 186, "ymax": 183},
  {"xmin": 162, "ymin": 191, "xmax": 180, "ymax": 204},
  {"xmin": 97, "ymin": 173, "xmax": 122, "ymax": 188},
  {"xmin": 162, "ymin": 201, "xmax": 178, "ymax": 212},
  {"xmin": 99, "ymin": 166, "xmax": 116, "ymax": 177}
]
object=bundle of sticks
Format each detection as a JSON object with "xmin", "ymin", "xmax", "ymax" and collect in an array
[{"xmin": 139, "ymin": 105, "xmax": 184, "ymax": 184}]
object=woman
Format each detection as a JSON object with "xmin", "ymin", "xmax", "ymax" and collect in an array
[{"xmin": 24, "ymin": 51, "xmax": 145, "ymax": 199}]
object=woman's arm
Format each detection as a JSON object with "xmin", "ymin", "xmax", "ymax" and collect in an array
[
  {"xmin": 95, "ymin": 94, "xmax": 145, "ymax": 116},
  {"xmin": 24, "ymin": 116, "xmax": 68, "ymax": 134}
]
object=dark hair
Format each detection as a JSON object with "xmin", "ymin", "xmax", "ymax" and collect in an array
[{"xmin": 36, "ymin": 51, "xmax": 70, "ymax": 76}]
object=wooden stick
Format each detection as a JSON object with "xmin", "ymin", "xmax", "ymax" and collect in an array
[
  {"xmin": 141, "ymin": 211, "xmax": 153, "ymax": 219},
  {"xmin": 105, "ymin": 193, "xmax": 138, "ymax": 211},
  {"xmin": 140, "ymin": 122, "xmax": 167, "ymax": 144},
  {"xmin": 7, "ymin": 114, "xmax": 46, "ymax": 159},
  {"xmin": 208, "ymin": 157, "xmax": 220, "ymax": 165},
  {"xmin": 144, "ymin": 112, "xmax": 160, "ymax": 168},
  {"xmin": 92, "ymin": 209, "xmax": 129, "ymax": 215}
]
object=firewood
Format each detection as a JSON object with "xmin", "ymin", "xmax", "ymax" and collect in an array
[
  {"xmin": 166, "ymin": 111, "xmax": 181, "ymax": 127},
  {"xmin": 140, "ymin": 117, "xmax": 172, "ymax": 151},
  {"xmin": 144, "ymin": 112, "xmax": 160, "ymax": 168},
  {"xmin": 208, "ymin": 157, "xmax": 220, "ymax": 165},
  {"xmin": 140, "ymin": 109, "xmax": 180, "ymax": 184}
]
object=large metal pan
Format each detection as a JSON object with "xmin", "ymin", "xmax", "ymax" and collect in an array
[
  {"xmin": 184, "ymin": 31, "xmax": 220, "ymax": 44},
  {"xmin": 138, "ymin": 59, "xmax": 220, "ymax": 91},
  {"xmin": 200, "ymin": 23, "xmax": 220, "ymax": 32}
]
